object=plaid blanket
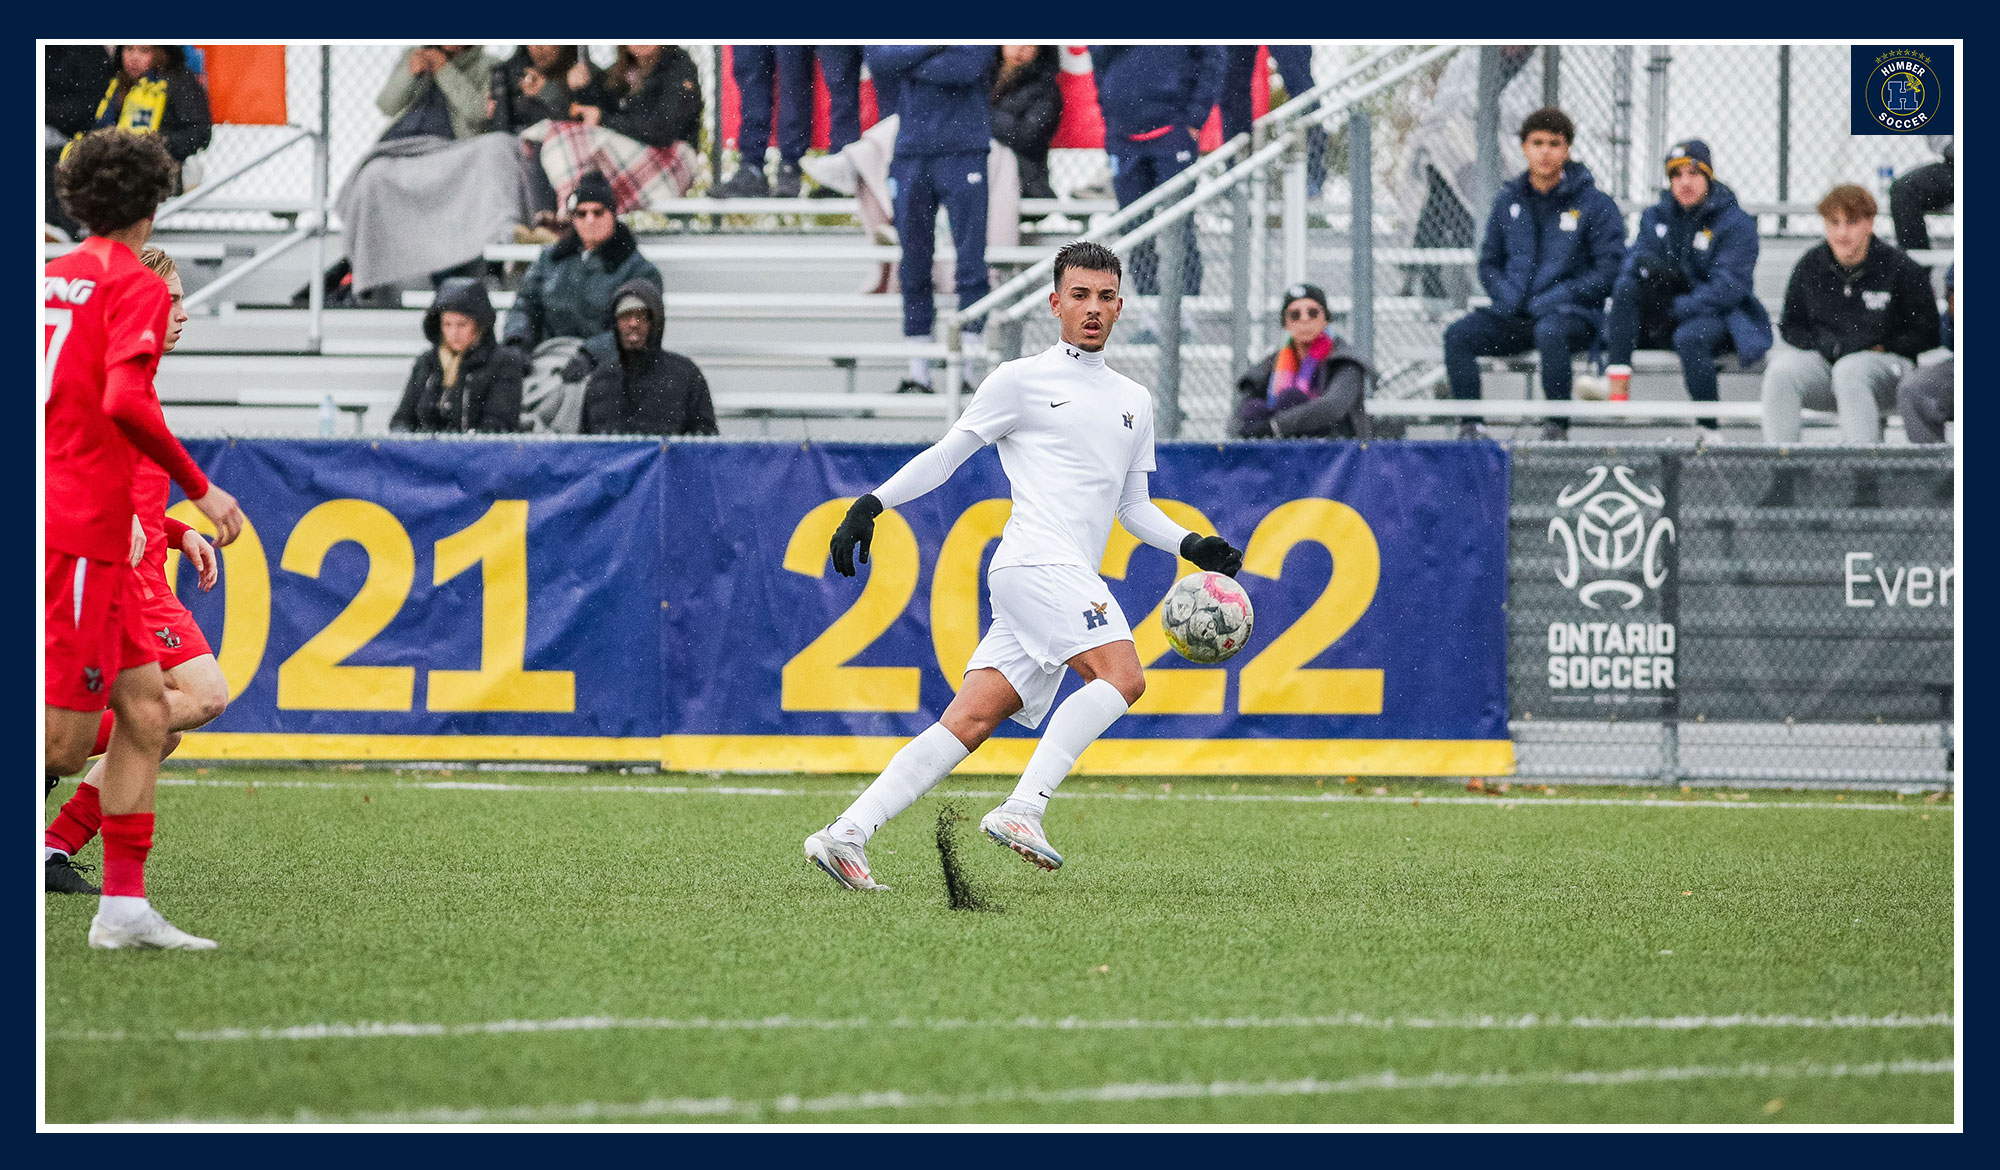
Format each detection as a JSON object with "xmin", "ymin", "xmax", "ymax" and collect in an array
[{"xmin": 521, "ymin": 120, "xmax": 699, "ymax": 212}]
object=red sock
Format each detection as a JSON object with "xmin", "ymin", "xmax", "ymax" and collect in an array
[
  {"xmin": 45, "ymin": 782, "xmax": 103, "ymax": 856},
  {"xmin": 99, "ymin": 812, "xmax": 154, "ymax": 898},
  {"xmin": 91, "ymin": 711, "xmax": 114, "ymax": 758}
]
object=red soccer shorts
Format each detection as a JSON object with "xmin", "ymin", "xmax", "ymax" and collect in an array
[
  {"xmin": 45, "ymin": 551, "xmax": 155, "ymax": 712},
  {"xmin": 134, "ymin": 568, "xmax": 213, "ymax": 672}
]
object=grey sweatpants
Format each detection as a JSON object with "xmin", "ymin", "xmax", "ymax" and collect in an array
[
  {"xmin": 1760, "ymin": 347, "xmax": 1914, "ymax": 444},
  {"xmin": 1896, "ymin": 358, "xmax": 1955, "ymax": 444}
]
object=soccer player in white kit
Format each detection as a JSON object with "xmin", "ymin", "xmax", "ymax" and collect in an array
[{"xmin": 804, "ymin": 241, "xmax": 1244, "ymax": 890}]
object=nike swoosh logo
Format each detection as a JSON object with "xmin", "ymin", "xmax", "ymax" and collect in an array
[{"xmin": 1050, "ymin": 401, "xmax": 1069, "ymax": 408}]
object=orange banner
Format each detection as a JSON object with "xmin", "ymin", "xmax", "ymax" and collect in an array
[{"xmin": 198, "ymin": 45, "xmax": 287, "ymax": 125}]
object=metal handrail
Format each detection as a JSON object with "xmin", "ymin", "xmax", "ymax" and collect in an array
[
  {"xmin": 1101, "ymin": 44, "xmax": 1458, "ymax": 260},
  {"xmin": 938, "ymin": 44, "xmax": 1457, "ymax": 425},
  {"xmin": 154, "ymin": 125, "xmax": 315, "ymax": 224},
  {"xmin": 950, "ymin": 43, "xmax": 1436, "ymax": 332}
]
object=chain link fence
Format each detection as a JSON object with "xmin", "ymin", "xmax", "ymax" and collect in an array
[{"xmin": 1509, "ymin": 444, "xmax": 1953, "ymax": 788}]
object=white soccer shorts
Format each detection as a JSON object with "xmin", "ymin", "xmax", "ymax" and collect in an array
[{"xmin": 965, "ymin": 563, "xmax": 1134, "ymax": 729}]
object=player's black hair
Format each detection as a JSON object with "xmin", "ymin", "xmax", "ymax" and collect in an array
[
  {"xmin": 1518, "ymin": 106, "xmax": 1575, "ymax": 145},
  {"xmin": 55, "ymin": 130, "xmax": 178, "ymax": 235},
  {"xmin": 1052, "ymin": 240, "xmax": 1122, "ymax": 291}
]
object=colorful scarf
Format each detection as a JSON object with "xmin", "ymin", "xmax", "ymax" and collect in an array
[{"xmin": 1267, "ymin": 333, "xmax": 1333, "ymax": 406}]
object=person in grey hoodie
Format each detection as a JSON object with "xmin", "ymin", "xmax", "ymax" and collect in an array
[{"xmin": 391, "ymin": 277, "xmax": 524, "ymax": 432}]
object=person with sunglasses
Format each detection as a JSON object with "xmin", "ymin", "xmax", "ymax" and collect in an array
[
  {"xmin": 502, "ymin": 170, "xmax": 662, "ymax": 356},
  {"xmin": 1233, "ymin": 282, "xmax": 1374, "ymax": 439}
]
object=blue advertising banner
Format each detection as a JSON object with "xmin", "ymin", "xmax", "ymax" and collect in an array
[
  {"xmin": 171, "ymin": 438, "xmax": 665, "ymax": 762},
  {"xmin": 176, "ymin": 438, "xmax": 1513, "ymax": 775}
]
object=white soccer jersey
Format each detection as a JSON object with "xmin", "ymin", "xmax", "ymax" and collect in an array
[{"xmin": 953, "ymin": 342, "xmax": 1158, "ymax": 574}]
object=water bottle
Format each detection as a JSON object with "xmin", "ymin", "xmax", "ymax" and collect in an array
[{"xmin": 318, "ymin": 393, "xmax": 338, "ymax": 436}]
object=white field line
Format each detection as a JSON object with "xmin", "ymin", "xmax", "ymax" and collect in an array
[
  {"xmin": 54, "ymin": 1011, "xmax": 1954, "ymax": 1046},
  {"xmin": 153, "ymin": 777, "xmax": 1949, "ymax": 814},
  {"xmin": 126, "ymin": 1058, "xmax": 1956, "ymax": 1124}
]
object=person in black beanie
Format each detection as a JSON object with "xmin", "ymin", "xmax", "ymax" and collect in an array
[
  {"xmin": 503, "ymin": 170, "xmax": 663, "ymax": 353},
  {"xmin": 1234, "ymin": 282, "xmax": 1373, "ymax": 439}
]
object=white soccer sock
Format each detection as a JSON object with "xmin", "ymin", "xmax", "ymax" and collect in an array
[
  {"xmin": 1007, "ymin": 679, "xmax": 1130, "ymax": 814},
  {"xmin": 908, "ymin": 335, "xmax": 935, "ymax": 386},
  {"xmin": 831, "ymin": 723, "xmax": 970, "ymax": 844},
  {"xmin": 96, "ymin": 894, "xmax": 150, "ymax": 923},
  {"xmin": 44, "ymin": 846, "xmax": 66, "ymax": 862}
]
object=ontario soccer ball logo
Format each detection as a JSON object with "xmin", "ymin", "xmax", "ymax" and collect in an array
[
  {"xmin": 1546, "ymin": 465, "xmax": 1675, "ymax": 610},
  {"xmin": 1161, "ymin": 571, "xmax": 1255, "ymax": 664}
]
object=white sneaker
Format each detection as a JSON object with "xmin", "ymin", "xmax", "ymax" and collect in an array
[
  {"xmin": 799, "ymin": 152, "xmax": 859, "ymax": 196},
  {"xmin": 88, "ymin": 906, "xmax": 218, "ymax": 951},
  {"xmin": 1574, "ymin": 374, "xmax": 1610, "ymax": 401},
  {"xmin": 980, "ymin": 802, "xmax": 1063, "ymax": 871},
  {"xmin": 804, "ymin": 828, "xmax": 890, "ymax": 891}
]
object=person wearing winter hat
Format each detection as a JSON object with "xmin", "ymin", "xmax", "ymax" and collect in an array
[
  {"xmin": 502, "ymin": 170, "xmax": 662, "ymax": 353},
  {"xmin": 1586, "ymin": 139, "xmax": 1773, "ymax": 434},
  {"xmin": 1233, "ymin": 282, "xmax": 1374, "ymax": 439}
]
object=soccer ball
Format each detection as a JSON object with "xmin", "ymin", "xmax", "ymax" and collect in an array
[{"xmin": 1160, "ymin": 572, "xmax": 1255, "ymax": 664}]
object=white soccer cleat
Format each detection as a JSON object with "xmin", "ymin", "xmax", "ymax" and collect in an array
[
  {"xmin": 980, "ymin": 802, "xmax": 1063, "ymax": 871},
  {"xmin": 88, "ymin": 906, "xmax": 218, "ymax": 951},
  {"xmin": 804, "ymin": 829, "xmax": 890, "ymax": 891}
]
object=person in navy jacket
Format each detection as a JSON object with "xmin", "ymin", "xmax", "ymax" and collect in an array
[
  {"xmin": 1442, "ymin": 107, "xmax": 1624, "ymax": 440},
  {"xmin": 1088, "ymin": 45, "xmax": 1226, "ymax": 297},
  {"xmin": 864, "ymin": 45, "xmax": 999, "ymax": 389},
  {"xmin": 1598, "ymin": 140, "xmax": 1772, "ymax": 433}
]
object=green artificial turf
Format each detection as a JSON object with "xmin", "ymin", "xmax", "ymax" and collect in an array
[{"xmin": 42, "ymin": 770, "xmax": 1956, "ymax": 1125}]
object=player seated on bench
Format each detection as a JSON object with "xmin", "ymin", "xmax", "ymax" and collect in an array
[
  {"xmin": 1441, "ymin": 107, "xmax": 1623, "ymax": 441},
  {"xmin": 1585, "ymin": 139, "xmax": 1773, "ymax": 436}
]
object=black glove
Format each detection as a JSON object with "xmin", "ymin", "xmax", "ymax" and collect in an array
[
  {"xmin": 1180, "ymin": 532, "xmax": 1243, "ymax": 578},
  {"xmin": 829, "ymin": 494, "xmax": 885, "ymax": 578}
]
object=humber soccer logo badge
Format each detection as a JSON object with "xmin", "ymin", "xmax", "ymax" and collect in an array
[
  {"xmin": 1853, "ymin": 46, "xmax": 1953, "ymax": 135},
  {"xmin": 1546, "ymin": 465, "xmax": 1675, "ymax": 610}
]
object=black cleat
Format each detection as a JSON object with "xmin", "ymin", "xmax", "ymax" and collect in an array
[{"xmin": 46, "ymin": 853, "xmax": 102, "ymax": 895}]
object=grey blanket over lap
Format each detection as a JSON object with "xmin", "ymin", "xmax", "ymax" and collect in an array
[{"xmin": 335, "ymin": 132, "xmax": 533, "ymax": 292}]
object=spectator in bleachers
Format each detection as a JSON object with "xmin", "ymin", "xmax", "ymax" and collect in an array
[
  {"xmin": 1442, "ymin": 107, "xmax": 1623, "ymax": 441},
  {"xmin": 1889, "ymin": 136, "xmax": 1953, "ymax": 253},
  {"xmin": 321, "ymin": 46, "xmax": 534, "ymax": 303},
  {"xmin": 486, "ymin": 46, "xmax": 598, "ymax": 225},
  {"xmin": 575, "ymin": 280, "xmax": 719, "ymax": 436},
  {"xmin": 1760, "ymin": 184, "xmax": 1940, "ymax": 446},
  {"xmin": 390, "ymin": 277, "xmax": 524, "ymax": 433},
  {"xmin": 1592, "ymin": 140, "xmax": 1772, "ymax": 435},
  {"xmin": 379, "ymin": 45, "xmax": 493, "ymax": 142},
  {"xmin": 530, "ymin": 45, "xmax": 703, "ymax": 211},
  {"xmin": 504, "ymin": 170, "xmax": 664, "ymax": 353},
  {"xmin": 487, "ymin": 45, "xmax": 595, "ymax": 134},
  {"xmin": 863, "ymin": 46, "xmax": 998, "ymax": 393},
  {"xmin": 1896, "ymin": 264, "xmax": 1954, "ymax": 445},
  {"xmin": 715, "ymin": 46, "xmax": 865, "ymax": 199},
  {"xmin": 990, "ymin": 45, "xmax": 1064, "ymax": 201},
  {"xmin": 1222, "ymin": 46, "xmax": 1324, "ymax": 196},
  {"xmin": 61, "ymin": 46, "xmax": 212, "ymax": 196},
  {"xmin": 1089, "ymin": 45, "xmax": 1226, "ymax": 300},
  {"xmin": 43, "ymin": 45, "xmax": 116, "ymax": 238},
  {"xmin": 1234, "ymin": 282, "xmax": 1373, "ymax": 439}
]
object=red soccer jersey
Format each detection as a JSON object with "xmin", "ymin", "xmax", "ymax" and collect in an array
[{"xmin": 44, "ymin": 237, "xmax": 207, "ymax": 563}]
